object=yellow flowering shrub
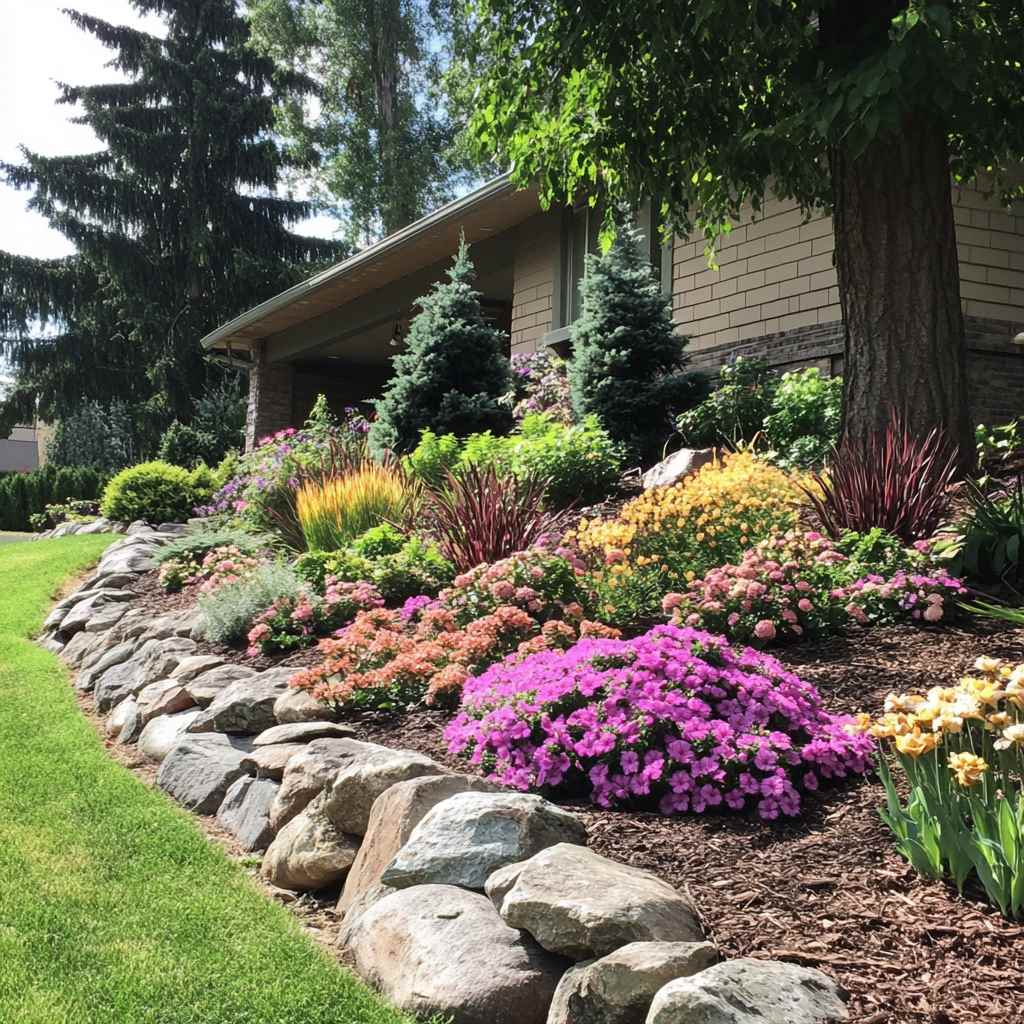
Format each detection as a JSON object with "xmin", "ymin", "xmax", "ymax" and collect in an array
[
  {"xmin": 865, "ymin": 657, "xmax": 1024, "ymax": 918},
  {"xmin": 568, "ymin": 451, "xmax": 807, "ymax": 624}
]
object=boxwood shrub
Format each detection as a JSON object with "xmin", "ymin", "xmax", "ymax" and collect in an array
[{"xmin": 100, "ymin": 461, "xmax": 198, "ymax": 524}]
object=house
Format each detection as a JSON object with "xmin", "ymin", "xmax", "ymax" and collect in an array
[
  {"xmin": 201, "ymin": 175, "xmax": 1024, "ymax": 449},
  {"xmin": 0, "ymin": 424, "xmax": 43, "ymax": 473}
]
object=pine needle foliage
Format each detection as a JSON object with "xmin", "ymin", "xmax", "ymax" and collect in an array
[
  {"xmin": 369, "ymin": 240, "xmax": 512, "ymax": 456},
  {"xmin": 569, "ymin": 221, "xmax": 703, "ymax": 465},
  {"xmin": 0, "ymin": 0, "xmax": 345, "ymax": 433}
]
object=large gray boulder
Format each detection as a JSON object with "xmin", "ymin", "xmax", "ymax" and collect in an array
[
  {"xmin": 641, "ymin": 448, "xmax": 716, "ymax": 491},
  {"xmin": 138, "ymin": 611, "xmax": 201, "ymax": 643},
  {"xmin": 186, "ymin": 675, "xmax": 288, "ymax": 735},
  {"xmin": 83, "ymin": 602, "xmax": 131, "ymax": 634},
  {"xmin": 105, "ymin": 696, "xmax": 139, "ymax": 740},
  {"xmin": 182, "ymin": 664, "xmax": 257, "ymax": 707},
  {"xmin": 61, "ymin": 629, "xmax": 108, "ymax": 668},
  {"xmin": 274, "ymin": 686, "xmax": 329, "ymax": 724},
  {"xmin": 94, "ymin": 637, "xmax": 195, "ymax": 712},
  {"xmin": 261, "ymin": 793, "xmax": 359, "ymax": 891},
  {"xmin": 382, "ymin": 792, "xmax": 587, "ymax": 893},
  {"xmin": 320, "ymin": 746, "xmax": 447, "ymax": 836},
  {"xmin": 548, "ymin": 942, "xmax": 718, "ymax": 1024},
  {"xmin": 339, "ymin": 773, "xmax": 499, "ymax": 919},
  {"xmin": 270, "ymin": 738, "xmax": 398, "ymax": 832},
  {"xmin": 76, "ymin": 639, "xmax": 140, "ymax": 692},
  {"xmin": 487, "ymin": 844, "xmax": 703, "ymax": 961},
  {"xmin": 58, "ymin": 589, "xmax": 136, "ymax": 638},
  {"xmin": 253, "ymin": 721, "xmax": 355, "ymax": 746},
  {"xmin": 645, "ymin": 959, "xmax": 848, "ymax": 1024},
  {"xmin": 216, "ymin": 776, "xmax": 279, "ymax": 852},
  {"xmin": 240, "ymin": 742, "xmax": 307, "ymax": 780},
  {"xmin": 342, "ymin": 884, "xmax": 566, "ymax": 1024},
  {"xmin": 168, "ymin": 654, "xmax": 225, "ymax": 683},
  {"xmin": 138, "ymin": 709, "xmax": 202, "ymax": 762},
  {"xmin": 156, "ymin": 734, "xmax": 256, "ymax": 813}
]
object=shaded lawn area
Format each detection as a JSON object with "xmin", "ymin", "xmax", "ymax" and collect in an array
[{"xmin": 0, "ymin": 536, "xmax": 413, "ymax": 1024}]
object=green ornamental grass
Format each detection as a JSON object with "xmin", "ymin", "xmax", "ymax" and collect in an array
[{"xmin": 0, "ymin": 535, "xmax": 417, "ymax": 1024}]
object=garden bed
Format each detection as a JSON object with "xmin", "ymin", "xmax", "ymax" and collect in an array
[{"xmin": 123, "ymin": 565, "xmax": 1024, "ymax": 1023}]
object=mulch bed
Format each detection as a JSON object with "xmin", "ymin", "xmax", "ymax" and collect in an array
[{"xmin": 124, "ymin": 573, "xmax": 1024, "ymax": 1023}]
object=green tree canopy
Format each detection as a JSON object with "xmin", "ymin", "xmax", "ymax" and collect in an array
[
  {"xmin": 248, "ymin": 0, "xmax": 477, "ymax": 243},
  {"xmin": 0, "ymin": 0, "xmax": 345, "ymax": 433},
  {"xmin": 468, "ymin": 1, "xmax": 1024, "ymax": 460}
]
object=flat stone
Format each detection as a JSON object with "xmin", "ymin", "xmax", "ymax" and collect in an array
[
  {"xmin": 182, "ymin": 664, "xmax": 257, "ymax": 706},
  {"xmin": 270, "ymin": 738, "xmax": 393, "ymax": 832},
  {"xmin": 274, "ymin": 686, "xmax": 331, "ymax": 724},
  {"xmin": 240, "ymin": 743, "xmax": 307, "ymax": 780},
  {"xmin": 76, "ymin": 640, "xmax": 139, "ymax": 692},
  {"xmin": 61, "ymin": 629, "xmax": 107, "ymax": 668},
  {"xmin": 320, "ymin": 747, "xmax": 447, "ymax": 836},
  {"xmin": 118, "ymin": 702, "xmax": 145, "ymax": 745},
  {"xmin": 142, "ymin": 636, "xmax": 198, "ymax": 680},
  {"xmin": 105, "ymin": 696, "xmax": 138, "ymax": 740},
  {"xmin": 216, "ymin": 776, "xmax": 280, "ymax": 852},
  {"xmin": 135, "ymin": 678, "xmax": 195, "ymax": 724},
  {"xmin": 84, "ymin": 603, "xmax": 131, "ymax": 634},
  {"xmin": 79, "ymin": 570, "xmax": 138, "ymax": 593},
  {"xmin": 487, "ymin": 844, "xmax": 703, "ymax": 961},
  {"xmin": 642, "ymin": 448, "xmax": 716, "ymax": 490},
  {"xmin": 342, "ymin": 884, "xmax": 565, "ymax": 1024},
  {"xmin": 39, "ymin": 635, "xmax": 65, "ymax": 655},
  {"xmin": 138, "ymin": 611, "xmax": 200, "ymax": 642},
  {"xmin": 382, "ymin": 792, "xmax": 587, "ymax": 893},
  {"xmin": 339, "ymin": 774, "xmax": 500, "ymax": 919},
  {"xmin": 253, "ymin": 721, "xmax": 356, "ymax": 746},
  {"xmin": 168, "ymin": 654, "xmax": 225, "ymax": 683},
  {"xmin": 93, "ymin": 637, "xmax": 195, "ymax": 712},
  {"xmin": 261, "ymin": 793, "xmax": 359, "ymax": 891},
  {"xmin": 58, "ymin": 589, "xmax": 136, "ymax": 638},
  {"xmin": 138, "ymin": 709, "xmax": 202, "ymax": 762},
  {"xmin": 645, "ymin": 959, "xmax": 848, "ymax": 1024},
  {"xmin": 186, "ymin": 675, "xmax": 288, "ymax": 735},
  {"xmin": 548, "ymin": 942, "xmax": 719, "ymax": 1024},
  {"xmin": 156, "ymin": 733, "xmax": 256, "ymax": 813}
]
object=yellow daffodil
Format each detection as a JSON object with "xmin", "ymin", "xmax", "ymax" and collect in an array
[
  {"xmin": 931, "ymin": 711, "xmax": 964, "ymax": 734},
  {"xmin": 871, "ymin": 713, "xmax": 916, "ymax": 739},
  {"xmin": 948, "ymin": 751, "xmax": 988, "ymax": 787},
  {"xmin": 973, "ymin": 656, "xmax": 1006, "ymax": 675}
]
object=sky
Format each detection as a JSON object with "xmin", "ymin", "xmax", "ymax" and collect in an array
[{"xmin": 0, "ymin": 0, "xmax": 335, "ymax": 261}]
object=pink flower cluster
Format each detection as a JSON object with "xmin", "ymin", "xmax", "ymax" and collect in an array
[
  {"xmin": 661, "ymin": 531, "xmax": 965, "ymax": 645},
  {"xmin": 159, "ymin": 545, "xmax": 261, "ymax": 594},
  {"xmin": 246, "ymin": 577, "xmax": 383, "ymax": 657},
  {"xmin": 446, "ymin": 623, "xmax": 874, "ymax": 820}
]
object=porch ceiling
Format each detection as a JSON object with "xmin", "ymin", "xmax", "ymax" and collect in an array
[{"xmin": 202, "ymin": 176, "xmax": 540, "ymax": 356}]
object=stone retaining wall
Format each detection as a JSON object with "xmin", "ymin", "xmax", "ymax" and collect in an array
[{"xmin": 39, "ymin": 529, "xmax": 851, "ymax": 1024}]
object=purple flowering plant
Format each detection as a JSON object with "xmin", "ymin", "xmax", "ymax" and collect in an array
[
  {"xmin": 503, "ymin": 351, "xmax": 573, "ymax": 424},
  {"xmin": 446, "ymin": 622, "xmax": 874, "ymax": 820}
]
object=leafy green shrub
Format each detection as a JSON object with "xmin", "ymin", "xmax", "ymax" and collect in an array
[
  {"xmin": 763, "ymin": 368, "xmax": 842, "ymax": 470},
  {"xmin": 158, "ymin": 421, "xmax": 219, "ymax": 469},
  {"xmin": 197, "ymin": 562, "xmax": 304, "ymax": 644},
  {"xmin": 934, "ymin": 477, "xmax": 1024, "ymax": 586},
  {"xmin": 836, "ymin": 527, "xmax": 921, "ymax": 577},
  {"xmin": 100, "ymin": 461, "xmax": 198, "ymax": 524},
  {"xmin": 369, "ymin": 240, "xmax": 513, "ymax": 456},
  {"xmin": 27, "ymin": 498, "xmax": 102, "ymax": 532},
  {"xmin": 350, "ymin": 523, "xmax": 406, "ymax": 558},
  {"xmin": 676, "ymin": 356, "xmax": 775, "ymax": 448},
  {"xmin": 976, "ymin": 418, "xmax": 1023, "ymax": 469},
  {"xmin": 406, "ymin": 414, "xmax": 624, "ymax": 509},
  {"xmin": 569, "ymin": 221, "xmax": 703, "ymax": 464},
  {"xmin": 0, "ymin": 465, "xmax": 107, "ymax": 532}
]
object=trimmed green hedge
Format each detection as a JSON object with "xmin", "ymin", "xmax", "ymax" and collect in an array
[{"xmin": 0, "ymin": 465, "xmax": 107, "ymax": 532}]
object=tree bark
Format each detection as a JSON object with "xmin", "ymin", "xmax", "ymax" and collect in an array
[{"xmin": 828, "ymin": 111, "xmax": 971, "ymax": 468}]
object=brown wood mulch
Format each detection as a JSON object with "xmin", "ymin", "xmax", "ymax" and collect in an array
[{"xmin": 121, "ymin": 575, "xmax": 1024, "ymax": 1023}]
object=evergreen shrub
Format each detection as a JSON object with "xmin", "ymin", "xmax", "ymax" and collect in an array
[{"xmin": 100, "ymin": 461, "xmax": 198, "ymax": 524}]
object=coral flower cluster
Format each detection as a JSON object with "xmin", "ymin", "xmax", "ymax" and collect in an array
[{"xmin": 446, "ymin": 623, "xmax": 873, "ymax": 819}]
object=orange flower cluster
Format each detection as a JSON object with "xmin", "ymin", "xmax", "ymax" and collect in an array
[{"xmin": 289, "ymin": 603, "xmax": 618, "ymax": 711}]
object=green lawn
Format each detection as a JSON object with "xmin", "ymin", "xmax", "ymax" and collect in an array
[{"xmin": 0, "ymin": 536, "xmax": 412, "ymax": 1024}]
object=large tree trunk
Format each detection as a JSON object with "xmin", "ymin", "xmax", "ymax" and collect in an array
[
  {"xmin": 821, "ymin": 0, "xmax": 972, "ymax": 467},
  {"xmin": 829, "ymin": 113, "xmax": 971, "ymax": 464}
]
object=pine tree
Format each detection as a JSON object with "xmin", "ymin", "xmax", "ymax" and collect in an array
[
  {"xmin": 0, "ymin": 1, "xmax": 345, "ymax": 433},
  {"xmin": 569, "ymin": 222, "xmax": 703, "ymax": 465},
  {"xmin": 369, "ymin": 240, "xmax": 512, "ymax": 456}
]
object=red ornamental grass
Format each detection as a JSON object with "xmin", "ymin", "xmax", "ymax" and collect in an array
[
  {"xmin": 805, "ymin": 414, "xmax": 960, "ymax": 544},
  {"xmin": 422, "ymin": 464, "xmax": 570, "ymax": 572}
]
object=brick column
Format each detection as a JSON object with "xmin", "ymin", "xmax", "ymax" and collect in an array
[{"xmin": 245, "ymin": 342, "xmax": 295, "ymax": 450}]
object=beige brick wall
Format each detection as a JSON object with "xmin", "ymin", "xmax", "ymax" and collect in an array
[
  {"xmin": 953, "ymin": 179, "xmax": 1024, "ymax": 324},
  {"xmin": 672, "ymin": 197, "xmax": 840, "ymax": 351},
  {"xmin": 673, "ymin": 183, "xmax": 1024, "ymax": 350},
  {"xmin": 510, "ymin": 212, "xmax": 560, "ymax": 353}
]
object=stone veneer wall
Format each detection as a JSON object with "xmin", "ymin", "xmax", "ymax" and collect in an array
[{"xmin": 245, "ymin": 342, "xmax": 294, "ymax": 450}]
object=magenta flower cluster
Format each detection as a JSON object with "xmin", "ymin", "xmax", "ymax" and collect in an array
[{"xmin": 446, "ymin": 623, "xmax": 874, "ymax": 820}]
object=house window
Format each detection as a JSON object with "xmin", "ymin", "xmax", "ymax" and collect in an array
[{"xmin": 553, "ymin": 199, "xmax": 672, "ymax": 336}]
